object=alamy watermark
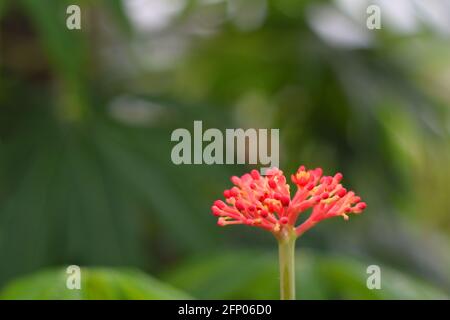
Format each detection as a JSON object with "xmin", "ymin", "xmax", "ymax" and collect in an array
[
  {"xmin": 66, "ymin": 265, "xmax": 81, "ymax": 290},
  {"xmin": 366, "ymin": 4, "xmax": 381, "ymax": 30},
  {"xmin": 366, "ymin": 264, "xmax": 381, "ymax": 290},
  {"xmin": 171, "ymin": 121, "xmax": 279, "ymax": 175},
  {"xmin": 66, "ymin": 5, "xmax": 81, "ymax": 30}
]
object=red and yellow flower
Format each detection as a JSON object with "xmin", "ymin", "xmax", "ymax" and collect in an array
[{"xmin": 211, "ymin": 166, "xmax": 366, "ymax": 238}]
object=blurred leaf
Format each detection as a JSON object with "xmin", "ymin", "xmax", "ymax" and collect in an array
[
  {"xmin": 317, "ymin": 255, "xmax": 449, "ymax": 299},
  {"xmin": 164, "ymin": 250, "xmax": 450, "ymax": 299},
  {"xmin": 0, "ymin": 0, "xmax": 8, "ymax": 18},
  {"xmin": 19, "ymin": 0, "xmax": 89, "ymax": 120},
  {"xmin": 0, "ymin": 267, "xmax": 191, "ymax": 300},
  {"xmin": 103, "ymin": 0, "xmax": 132, "ymax": 35},
  {"xmin": 94, "ymin": 121, "xmax": 216, "ymax": 252},
  {"xmin": 163, "ymin": 250, "xmax": 328, "ymax": 299}
]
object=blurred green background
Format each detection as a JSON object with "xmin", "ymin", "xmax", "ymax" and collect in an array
[{"xmin": 0, "ymin": 0, "xmax": 449, "ymax": 299}]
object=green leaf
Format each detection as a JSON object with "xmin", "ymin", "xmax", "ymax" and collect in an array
[
  {"xmin": 163, "ymin": 250, "xmax": 450, "ymax": 299},
  {"xmin": 0, "ymin": 267, "xmax": 192, "ymax": 300},
  {"xmin": 19, "ymin": 0, "xmax": 90, "ymax": 120},
  {"xmin": 163, "ymin": 250, "xmax": 327, "ymax": 299},
  {"xmin": 317, "ymin": 255, "xmax": 450, "ymax": 299}
]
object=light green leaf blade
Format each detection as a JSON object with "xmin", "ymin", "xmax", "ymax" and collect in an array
[{"xmin": 1, "ymin": 267, "xmax": 192, "ymax": 300}]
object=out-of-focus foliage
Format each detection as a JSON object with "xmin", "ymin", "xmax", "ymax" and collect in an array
[
  {"xmin": 165, "ymin": 250, "xmax": 449, "ymax": 299},
  {"xmin": 0, "ymin": 0, "xmax": 449, "ymax": 299},
  {"xmin": 0, "ymin": 267, "xmax": 191, "ymax": 299}
]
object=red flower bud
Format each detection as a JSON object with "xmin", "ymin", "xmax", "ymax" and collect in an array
[
  {"xmin": 280, "ymin": 196, "xmax": 290, "ymax": 206},
  {"xmin": 251, "ymin": 169, "xmax": 260, "ymax": 180},
  {"xmin": 356, "ymin": 202, "xmax": 367, "ymax": 210},
  {"xmin": 336, "ymin": 188, "xmax": 347, "ymax": 197},
  {"xmin": 231, "ymin": 176, "xmax": 240, "ymax": 185},
  {"xmin": 230, "ymin": 187, "xmax": 239, "ymax": 197},
  {"xmin": 235, "ymin": 201, "xmax": 245, "ymax": 211},
  {"xmin": 306, "ymin": 183, "xmax": 315, "ymax": 191},
  {"xmin": 260, "ymin": 210, "xmax": 268, "ymax": 218},
  {"xmin": 268, "ymin": 180, "xmax": 277, "ymax": 189},
  {"xmin": 211, "ymin": 206, "xmax": 221, "ymax": 216},
  {"xmin": 214, "ymin": 200, "xmax": 226, "ymax": 209}
]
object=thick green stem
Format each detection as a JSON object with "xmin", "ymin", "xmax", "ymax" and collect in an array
[{"xmin": 278, "ymin": 231, "xmax": 296, "ymax": 300}]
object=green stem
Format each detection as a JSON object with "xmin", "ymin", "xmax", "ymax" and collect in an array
[{"xmin": 278, "ymin": 231, "xmax": 296, "ymax": 300}]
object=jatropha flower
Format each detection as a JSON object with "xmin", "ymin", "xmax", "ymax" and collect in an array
[
  {"xmin": 211, "ymin": 165, "xmax": 366, "ymax": 300},
  {"xmin": 211, "ymin": 166, "xmax": 366, "ymax": 237}
]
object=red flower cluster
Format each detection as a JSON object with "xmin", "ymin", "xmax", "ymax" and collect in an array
[{"xmin": 211, "ymin": 166, "xmax": 366, "ymax": 237}]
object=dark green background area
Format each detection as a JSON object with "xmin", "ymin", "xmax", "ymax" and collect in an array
[{"xmin": 0, "ymin": 0, "xmax": 449, "ymax": 299}]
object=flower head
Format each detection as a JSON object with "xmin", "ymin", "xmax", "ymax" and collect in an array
[{"xmin": 211, "ymin": 166, "xmax": 366, "ymax": 237}]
